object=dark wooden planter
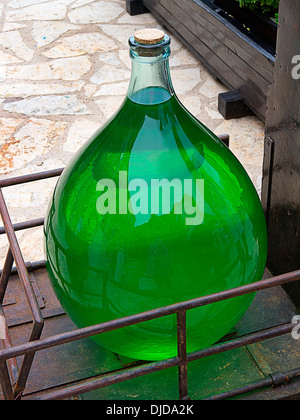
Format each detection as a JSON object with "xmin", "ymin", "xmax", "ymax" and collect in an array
[
  {"xmin": 214, "ymin": 0, "xmax": 277, "ymax": 51},
  {"xmin": 142, "ymin": 0, "xmax": 276, "ymax": 121}
]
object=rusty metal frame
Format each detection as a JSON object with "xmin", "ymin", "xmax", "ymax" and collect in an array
[
  {"xmin": 0, "ymin": 160, "xmax": 300, "ymax": 400},
  {"xmin": 0, "ymin": 186, "xmax": 44, "ymax": 400}
]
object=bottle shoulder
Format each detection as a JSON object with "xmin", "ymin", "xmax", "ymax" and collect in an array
[{"xmin": 55, "ymin": 93, "xmax": 259, "ymax": 204}]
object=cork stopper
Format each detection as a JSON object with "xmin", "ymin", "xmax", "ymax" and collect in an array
[{"xmin": 134, "ymin": 28, "xmax": 165, "ymax": 45}]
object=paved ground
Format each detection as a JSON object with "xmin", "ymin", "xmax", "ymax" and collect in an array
[{"xmin": 0, "ymin": 0, "xmax": 265, "ymax": 265}]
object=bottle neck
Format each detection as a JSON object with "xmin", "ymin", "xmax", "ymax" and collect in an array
[{"xmin": 127, "ymin": 35, "xmax": 174, "ymax": 105}]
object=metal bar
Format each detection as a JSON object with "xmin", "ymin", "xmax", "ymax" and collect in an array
[
  {"xmin": 0, "ymin": 271, "xmax": 299, "ymax": 363},
  {"xmin": 13, "ymin": 317, "xmax": 47, "ymax": 400},
  {"xmin": 0, "ymin": 248, "xmax": 20, "ymax": 388},
  {"xmin": 13, "ymin": 329, "xmax": 43, "ymax": 399},
  {"xmin": 0, "ymin": 270, "xmax": 298, "ymax": 399},
  {"xmin": 0, "ymin": 189, "xmax": 44, "ymax": 398},
  {"xmin": 0, "ymin": 272, "xmax": 300, "ymax": 361},
  {"xmin": 0, "ymin": 260, "xmax": 46, "ymax": 278},
  {"xmin": 177, "ymin": 310, "xmax": 189, "ymax": 400},
  {"xmin": 29, "ymin": 358, "xmax": 179, "ymax": 400},
  {"xmin": 0, "ymin": 248, "xmax": 14, "ymax": 304},
  {"xmin": 261, "ymin": 137, "xmax": 275, "ymax": 226},
  {"xmin": 21, "ymin": 322, "xmax": 294, "ymax": 400},
  {"xmin": 205, "ymin": 367, "xmax": 300, "ymax": 400},
  {"xmin": 0, "ymin": 168, "xmax": 64, "ymax": 189},
  {"xmin": 0, "ymin": 190, "xmax": 44, "ymax": 328},
  {"xmin": 187, "ymin": 323, "xmax": 294, "ymax": 363},
  {"xmin": 205, "ymin": 376, "xmax": 274, "ymax": 400},
  {"xmin": 0, "ymin": 306, "xmax": 19, "ymax": 388},
  {"xmin": 0, "ymin": 360, "xmax": 14, "ymax": 400},
  {"xmin": 0, "ymin": 218, "xmax": 44, "ymax": 236}
]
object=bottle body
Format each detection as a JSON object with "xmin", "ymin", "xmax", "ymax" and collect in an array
[{"xmin": 44, "ymin": 87, "xmax": 267, "ymax": 360}]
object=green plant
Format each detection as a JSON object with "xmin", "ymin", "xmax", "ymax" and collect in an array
[{"xmin": 236, "ymin": 0, "xmax": 279, "ymax": 19}]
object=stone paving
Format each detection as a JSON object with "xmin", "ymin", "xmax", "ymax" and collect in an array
[{"xmin": 0, "ymin": 0, "xmax": 266, "ymax": 265}]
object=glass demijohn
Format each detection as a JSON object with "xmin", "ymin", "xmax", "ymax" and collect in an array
[{"xmin": 44, "ymin": 29, "xmax": 268, "ymax": 361}]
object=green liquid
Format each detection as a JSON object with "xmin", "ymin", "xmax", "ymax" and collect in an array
[{"xmin": 44, "ymin": 89, "xmax": 267, "ymax": 361}]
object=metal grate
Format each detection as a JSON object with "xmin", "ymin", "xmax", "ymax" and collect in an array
[{"xmin": 0, "ymin": 147, "xmax": 300, "ymax": 400}]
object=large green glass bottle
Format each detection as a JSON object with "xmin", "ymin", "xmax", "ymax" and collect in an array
[{"xmin": 44, "ymin": 29, "xmax": 267, "ymax": 361}]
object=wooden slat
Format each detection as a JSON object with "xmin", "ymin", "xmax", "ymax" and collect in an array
[{"xmin": 262, "ymin": 0, "xmax": 300, "ymax": 306}]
